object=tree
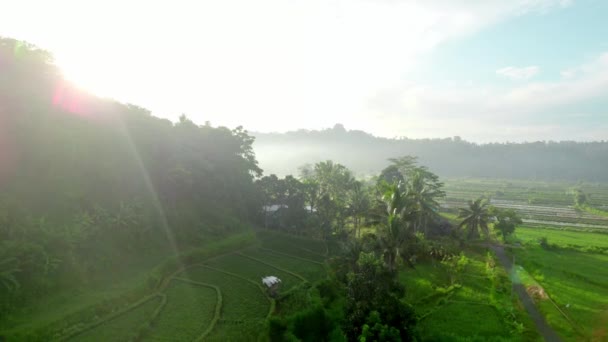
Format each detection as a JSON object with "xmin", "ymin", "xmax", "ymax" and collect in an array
[
  {"xmin": 458, "ymin": 198, "xmax": 491, "ymax": 240},
  {"xmin": 574, "ymin": 189, "xmax": 588, "ymax": 207},
  {"xmin": 343, "ymin": 252, "xmax": 416, "ymax": 341},
  {"xmin": 378, "ymin": 157, "xmax": 445, "ymax": 238},
  {"xmin": 300, "ymin": 161, "xmax": 355, "ymax": 237},
  {"xmin": 348, "ymin": 181, "xmax": 370, "ymax": 238},
  {"xmin": 377, "ymin": 182, "xmax": 414, "ymax": 272},
  {"xmin": 491, "ymin": 208, "xmax": 522, "ymax": 242},
  {"xmin": 407, "ymin": 170, "xmax": 443, "ymax": 236}
]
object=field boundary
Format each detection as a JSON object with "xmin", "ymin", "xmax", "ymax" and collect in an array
[
  {"xmin": 236, "ymin": 251, "xmax": 308, "ymax": 282},
  {"xmin": 171, "ymin": 277, "xmax": 223, "ymax": 341},
  {"xmin": 59, "ymin": 293, "xmax": 165, "ymax": 341},
  {"xmin": 259, "ymin": 247, "xmax": 325, "ymax": 265}
]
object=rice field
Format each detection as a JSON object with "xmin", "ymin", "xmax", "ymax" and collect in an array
[
  {"xmin": 441, "ymin": 178, "xmax": 608, "ymax": 230},
  {"xmin": 512, "ymin": 227, "xmax": 608, "ymax": 341},
  {"xmin": 63, "ymin": 232, "xmax": 328, "ymax": 341}
]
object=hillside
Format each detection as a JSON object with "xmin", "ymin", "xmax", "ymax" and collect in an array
[
  {"xmin": 253, "ymin": 124, "xmax": 608, "ymax": 181},
  {"xmin": 0, "ymin": 37, "xmax": 262, "ymax": 327}
]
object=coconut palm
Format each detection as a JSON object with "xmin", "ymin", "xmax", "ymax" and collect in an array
[
  {"xmin": 377, "ymin": 182, "xmax": 414, "ymax": 272},
  {"xmin": 458, "ymin": 198, "xmax": 491, "ymax": 239},
  {"xmin": 407, "ymin": 170, "xmax": 443, "ymax": 236},
  {"xmin": 348, "ymin": 181, "xmax": 370, "ymax": 238}
]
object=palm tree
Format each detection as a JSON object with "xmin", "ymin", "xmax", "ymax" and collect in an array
[
  {"xmin": 458, "ymin": 198, "xmax": 491, "ymax": 240},
  {"xmin": 377, "ymin": 182, "xmax": 414, "ymax": 272},
  {"xmin": 407, "ymin": 170, "xmax": 442, "ymax": 236},
  {"xmin": 349, "ymin": 181, "xmax": 370, "ymax": 238}
]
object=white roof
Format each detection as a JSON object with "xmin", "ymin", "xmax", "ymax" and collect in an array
[
  {"xmin": 262, "ymin": 276, "xmax": 281, "ymax": 287},
  {"xmin": 263, "ymin": 204, "xmax": 288, "ymax": 212}
]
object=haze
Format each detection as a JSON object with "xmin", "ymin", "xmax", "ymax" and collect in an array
[{"xmin": 2, "ymin": 0, "xmax": 607, "ymax": 142}]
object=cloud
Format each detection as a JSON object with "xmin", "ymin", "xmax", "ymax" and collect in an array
[
  {"xmin": 0, "ymin": 0, "xmax": 577, "ymax": 138},
  {"xmin": 496, "ymin": 66, "xmax": 540, "ymax": 80},
  {"xmin": 368, "ymin": 52, "xmax": 608, "ymax": 142}
]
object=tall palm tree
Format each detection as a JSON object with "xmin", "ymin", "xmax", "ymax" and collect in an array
[
  {"xmin": 407, "ymin": 170, "xmax": 442, "ymax": 236},
  {"xmin": 458, "ymin": 198, "xmax": 491, "ymax": 239},
  {"xmin": 349, "ymin": 181, "xmax": 370, "ymax": 238},
  {"xmin": 377, "ymin": 182, "xmax": 414, "ymax": 272}
]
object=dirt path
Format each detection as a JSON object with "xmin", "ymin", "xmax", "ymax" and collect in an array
[{"xmin": 490, "ymin": 245, "xmax": 562, "ymax": 342}]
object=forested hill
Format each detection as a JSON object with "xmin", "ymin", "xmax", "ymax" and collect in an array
[
  {"xmin": 0, "ymin": 37, "xmax": 261, "ymax": 313},
  {"xmin": 253, "ymin": 124, "xmax": 608, "ymax": 181}
]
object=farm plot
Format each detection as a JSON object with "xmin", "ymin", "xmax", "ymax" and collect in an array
[
  {"xmin": 205, "ymin": 253, "xmax": 303, "ymax": 290},
  {"xmin": 442, "ymin": 178, "xmax": 608, "ymax": 209},
  {"xmin": 264, "ymin": 233, "xmax": 328, "ymax": 255},
  {"xmin": 241, "ymin": 248, "xmax": 326, "ymax": 283},
  {"xmin": 261, "ymin": 237, "xmax": 327, "ymax": 262},
  {"xmin": 513, "ymin": 243, "xmax": 608, "ymax": 340},
  {"xmin": 69, "ymin": 295, "xmax": 163, "ymax": 342},
  {"xmin": 64, "ymin": 235, "xmax": 329, "ymax": 341},
  {"xmin": 180, "ymin": 266, "xmax": 270, "ymax": 322},
  {"xmin": 517, "ymin": 226, "xmax": 608, "ymax": 251},
  {"xmin": 204, "ymin": 319, "xmax": 266, "ymax": 341},
  {"xmin": 143, "ymin": 280, "xmax": 218, "ymax": 341},
  {"xmin": 400, "ymin": 250, "xmax": 535, "ymax": 341}
]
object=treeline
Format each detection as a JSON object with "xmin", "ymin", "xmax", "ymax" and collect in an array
[
  {"xmin": 0, "ymin": 38, "xmax": 261, "ymax": 313},
  {"xmin": 253, "ymin": 124, "xmax": 608, "ymax": 181}
]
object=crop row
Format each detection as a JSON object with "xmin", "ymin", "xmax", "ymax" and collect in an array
[
  {"xmin": 69, "ymin": 295, "xmax": 164, "ymax": 341},
  {"xmin": 67, "ymin": 235, "xmax": 328, "ymax": 341},
  {"xmin": 142, "ymin": 280, "xmax": 218, "ymax": 341},
  {"xmin": 205, "ymin": 253, "xmax": 303, "ymax": 291},
  {"xmin": 180, "ymin": 266, "xmax": 270, "ymax": 322},
  {"xmin": 241, "ymin": 248, "xmax": 326, "ymax": 284},
  {"xmin": 261, "ymin": 237, "xmax": 327, "ymax": 262}
]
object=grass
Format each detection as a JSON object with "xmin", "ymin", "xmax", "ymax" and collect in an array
[
  {"xmin": 181, "ymin": 266, "xmax": 270, "ymax": 322},
  {"xmin": 0, "ymin": 231, "xmax": 257, "ymax": 340},
  {"xmin": 8, "ymin": 232, "xmax": 330, "ymax": 341},
  {"xmin": 517, "ymin": 225, "xmax": 608, "ymax": 249},
  {"xmin": 241, "ymin": 248, "xmax": 327, "ymax": 283},
  {"xmin": 400, "ymin": 248, "xmax": 537, "ymax": 341},
  {"xmin": 418, "ymin": 302, "xmax": 510, "ymax": 340},
  {"xmin": 205, "ymin": 253, "xmax": 303, "ymax": 291},
  {"xmin": 257, "ymin": 230, "xmax": 328, "ymax": 255},
  {"xmin": 204, "ymin": 319, "xmax": 266, "ymax": 342},
  {"xmin": 261, "ymin": 237, "xmax": 327, "ymax": 262},
  {"xmin": 69, "ymin": 295, "xmax": 163, "ymax": 342},
  {"xmin": 143, "ymin": 280, "xmax": 218, "ymax": 341},
  {"xmin": 513, "ymin": 241, "xmax": 608, "ymax": 341}
]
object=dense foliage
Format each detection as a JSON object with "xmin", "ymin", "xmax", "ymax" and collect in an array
[{"xmin": 0, "ymin": 37, "xmax": 261, "ymax": 314}]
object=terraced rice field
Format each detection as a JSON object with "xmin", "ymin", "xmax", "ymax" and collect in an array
[
  {"xmin": 65, "ymin": 232, "xmax": 328, "ymax": 341},
  {"xmin": 143, "ymin": 280, "xmax": 218, "ymax": 341},
  {"xmin": 441, "ymin": 179, "xmax": 608, "ymax": 230},
  {"xmin": 69, "ymin": 295, "xmax": 163, "ymax": 342}
]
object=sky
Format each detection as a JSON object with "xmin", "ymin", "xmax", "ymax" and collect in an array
[{"xmin": 1, "ymin": 0, "xmax": 607, "ymax": 142}]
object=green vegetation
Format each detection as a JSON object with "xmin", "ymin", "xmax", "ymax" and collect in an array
[
  {"xmin": 181, "ymin": 266, "xmax": 269, "ymax": 322},
  {"xmin": 205, "ymin": 253, "xmax": 302, "ymax": 291},
  {"xmin": 68, "ymin": 295, "xmax": 163, "ymax": 342},
  {"xmin": 241, "ymin": 248, "xmax": 327, "ymax": 283},
  {"xmin": 513, "ymin": 243, "xmax": 608, "ymax": 340},
  {"xmin": 2, "ymin": 36, "xmax": 608, "ymax": 342},
  {"xmin": 517, "ymin": 225, "xmax": 608, "ymax": 251},
  {"xmin": 144, "ymin": 281, "xmax": 217, "ymax": 341}
]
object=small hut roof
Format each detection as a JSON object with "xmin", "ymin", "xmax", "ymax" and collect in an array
[{"xmin": 262, "ymin": 276, "xmax": 281, "ymax": 287}]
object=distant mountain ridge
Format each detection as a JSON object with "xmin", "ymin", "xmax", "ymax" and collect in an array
[{"xmin": 252, "ymin": 124, "xmax": 608, "ymax": 182}]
